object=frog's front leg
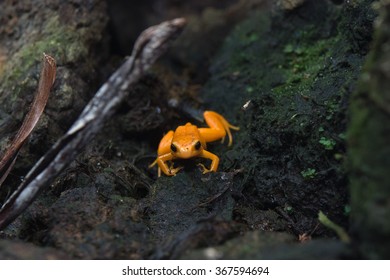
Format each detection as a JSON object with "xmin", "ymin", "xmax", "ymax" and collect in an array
[
  {"xmin": 150, "ymin": 130, "xmax": 182, "ymax": 176},
  {"xmin": 154, "ymin": 153, "xmax": 183, "ymax": 176},
  {"xmin": 198, "ymin": 150, "xmax": 220, "ymax": 174}
]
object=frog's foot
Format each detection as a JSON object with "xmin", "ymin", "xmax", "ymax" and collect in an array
[
  {"xmin": 197, "ymin": 163, "xmax": 214, "ymax": 174},
  {"xmin": 201, "ymin": 111, "xmax": 240, "ymax": 147},
  {"xmin": 221, "ymin": 121, "xmax": 240, "ymax": 147},
  {"xmin": 169, "ymin": 166, "xmax": 183, "ymax": 176}
]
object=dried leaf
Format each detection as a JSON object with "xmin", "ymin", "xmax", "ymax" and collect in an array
[{"xmin": 0, "ymin": 53, "xmax": 56, "ymax": 187}]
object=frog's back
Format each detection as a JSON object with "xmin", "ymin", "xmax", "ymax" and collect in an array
[{"xmin": 173, "ymin": 123, "xmax": 199, "ymax": 144}]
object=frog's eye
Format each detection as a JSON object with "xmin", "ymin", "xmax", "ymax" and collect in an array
[
  {"xmin": 194, "ymin": 141, "xmax": 201, "ymax": 150},
  {"xmin": 171, "ymin": 143, "xmax": 177, "ymax": 152}
]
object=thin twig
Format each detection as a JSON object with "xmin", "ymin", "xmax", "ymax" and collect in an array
[{"xmin": 0, "ymin": 18, "xmax": 186, "ymax": 230}]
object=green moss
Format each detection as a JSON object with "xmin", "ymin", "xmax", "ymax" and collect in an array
[
  {"xmin": 1, "ymin": 15, "xmax": 87, "ymax": 102},
  {"xmin": 279, "ymin": 37, "xmax": 337, "ymax": 93}
]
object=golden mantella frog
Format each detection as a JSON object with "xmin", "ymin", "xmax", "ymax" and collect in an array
[{"xmin": 150, "ymin": 111, "xmax": 239, "ymax": 176}]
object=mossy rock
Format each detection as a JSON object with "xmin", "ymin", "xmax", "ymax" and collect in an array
[
  {"xmin": 348, "ymin": 0, "xmax": 390, "ymax": 259},
  {"xmin": 0, "ymin": 0, "xmax": 108, "ymax": 190},
  {"xmin": 200, "ymin": 0, "xmax": 375, "ymax": 238}
]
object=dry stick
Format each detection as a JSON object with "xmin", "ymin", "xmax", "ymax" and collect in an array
[
  {"xmin": 0, "ymin": 54, "xmax": 56, "ymax": 187},
  {"xmin": 0, "ymin": 18, "xmax": 186, "ymax": 230}
]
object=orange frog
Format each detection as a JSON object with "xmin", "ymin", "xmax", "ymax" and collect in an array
[{"xmin": 150, "ymin": 111, "xmax": 239, "ymax": 176}]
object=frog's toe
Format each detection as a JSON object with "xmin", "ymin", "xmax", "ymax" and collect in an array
[
  {"xmin": 197, "ymin": 163, "xmax": 213, "ymax": 174},
  {"xmin": 169, "ymin": 166, "xmax": 183, "ymax": 176}
]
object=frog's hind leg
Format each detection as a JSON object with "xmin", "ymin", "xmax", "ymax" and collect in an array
[{"xmin": 198, "ymin": 111, "xmax": 239, "ymax": 146}]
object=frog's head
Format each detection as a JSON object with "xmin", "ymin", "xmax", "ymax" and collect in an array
[{"xmin": 171, "ymin": 123, "xmax": 205, "ymax": 159}]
